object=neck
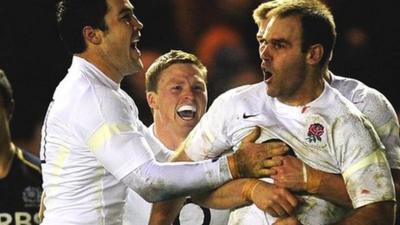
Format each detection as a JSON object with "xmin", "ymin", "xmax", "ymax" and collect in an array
[
  {"xmin": 0, "ymin": 141, "xmax": 14, "ymax": 178},
  {"xmin": 153, "ymin": 124, "xmax": 188, "ymax": 151},
  {"xmin": 278, "ymin": 71, "xmax": 325, "ymax": 106},
  {"xmin": 77, "ymin": 53, "xmax": 123, "ymax": 84},
  {"xmin": 322, "ymin": 67, "xmax": 331, "ymax": 84}
]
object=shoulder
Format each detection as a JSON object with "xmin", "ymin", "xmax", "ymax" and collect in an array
[
  {"xmin": 13, "ymin": 146, "xmax": 42, "ymax": 175},
  {"xmin": 211, "ymin": 82, "xmax": 265, "ymax": 107},
  {"xmin": 330, "ymin": 73, "xmax": 397, "ymax": 127}
]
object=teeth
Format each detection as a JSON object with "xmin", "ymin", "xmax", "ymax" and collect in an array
[
  {"xmin": 177, "ymin": 105, "xmax": 196, "ymax": 120},
  {"xmin": 262, "ymin": 69, "xmax": 272, "ymax": 80},
  {"xmin": 177, "ymin": 105, "xmax": 196, "ymax": 113}
]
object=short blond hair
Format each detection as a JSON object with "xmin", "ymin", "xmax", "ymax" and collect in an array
[
  {"xmin": 145, "ymin": 50, "xmax": 207, "ymax": 93},
  {"xmin": 252, "ymin": 0, "xmax": 284, "ymax": 25}
]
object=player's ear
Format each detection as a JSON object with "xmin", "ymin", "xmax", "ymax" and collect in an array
[
  {"xmin": 146, "ymin": 91, "xmax": 159, "ymax": 110},
  {"xmin": 82, "ymin": 26, "xmax": 102, "ymax": 45},
  {"xmin": 306, "ymin": 43, "xmax": 323, "ymax": 66}
]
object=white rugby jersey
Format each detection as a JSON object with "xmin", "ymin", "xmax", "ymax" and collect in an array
[
  {"xmin": 40, "ymin": 56, "xmax": 165, "ymax": 225},
  {"xmin": 330, "ymin": 72, "xmax": 400, "ymax": 169},
  {"xmin": 184, "ymin": 81, "xmax": 395, "ymax": 225},
  {"xmin": 123, "ymin": 125, "xmax": 230, "ymax": 225}
]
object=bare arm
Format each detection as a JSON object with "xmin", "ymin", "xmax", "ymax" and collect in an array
[
  {"xmin": 331, "ymin": 201, "xmax": 396, "ymax": 225},
  {"xmin": 192, "ymin": 178, "xmax": 299, "ymax": 217},
  {"xmin": 271, "ymin": 155, "xmax": 352, "ymax": 207}
]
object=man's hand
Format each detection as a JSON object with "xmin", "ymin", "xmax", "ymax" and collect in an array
[
  {"xmin": 228, "ymin": 127, "xmax": 289, "ymax": 178},
  {"xmin": 271, "ymin": 155, "xmax": 307, "ymax": 192},
  {"xmin": 273, "ymin": 216, "xmax": 302, "ymax": 225},
  {"xmin": 246, "ymin": 180, "xmax": 299, "ymax": 217}
]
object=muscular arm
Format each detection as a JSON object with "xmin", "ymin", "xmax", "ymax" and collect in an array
[
  {"xmin": 271, "ymin": 156, "xmax": 352, "ymax": 207},
  {"xmin": 331, "ymin": 201, "xmax": 395, "ymax": 225},
  {"xmin": 191, "ymin": 178, "xmax": 299, "ymax": 217},
  {"xmin": 272, "ymin": 156, "xmax": 400, "ymax": 210}
]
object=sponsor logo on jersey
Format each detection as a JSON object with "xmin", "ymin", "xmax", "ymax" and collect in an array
[
  {"xmin": 22, "ymin": 186, "xmax": 42, "ymax": 208},
  {"xmin": 242, "ymin": 113, "xmax": 259, "ymax": 119},
  {"xmin": 0, "ymin": 212, "xmax": 40, "ymax": 225}
]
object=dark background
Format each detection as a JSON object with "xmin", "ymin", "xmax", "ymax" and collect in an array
[{"xmin": 0, "ymin": 0, "xmax": 399, "ymax": 155}]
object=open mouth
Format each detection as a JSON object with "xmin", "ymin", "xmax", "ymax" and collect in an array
[
  {"xmin": 177, "ymin": 105, "xmax": 197, "ymax": 121},
  {"xmin": 130, "ymin": 37, "xmax": 141, "ymax": 55},
  {"xmin": 262, "ymin": 68, "xmax": 273, "ymax": 81}
]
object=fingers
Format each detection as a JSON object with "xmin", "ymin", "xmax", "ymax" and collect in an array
[
  {"xmin": 264, "ymin": 198, "xmax": 294, "ymax": 218},
  {"xmin": 265, "ymin": 144, "xmax": 290, "ymax": 158},
  {"xmin": 257, "ymin": 168, "xmax": 277, "ymax": 177},
  {"xmin": 263, "ymin": 158, "xmax": 283, "ymax": 168},
  {"xmin": 241, "ymin": 126, "xmax": 261, "ymax": 143},
  {"xmin": 253, "ymin": 183, "xmax": 299, "ymax": 217}
]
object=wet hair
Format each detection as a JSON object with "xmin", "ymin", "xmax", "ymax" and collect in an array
[
  {"xmin": 56, "ymin": 0, "xmax": 108, "ymax": 54},
  {"xmin": 0, "ymin": 69, "xmax": 14, "ymax": 110},
  {"xmin": 145, "ymin": 50, "xmax": 208, "ymax": 93},
  {"xmin": 268, "ymin": 0, "xmax": 336, "ymax": 66}
]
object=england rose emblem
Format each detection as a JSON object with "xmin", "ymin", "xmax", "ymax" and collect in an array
[{"xmin": 306, "ymin": 123, "xmax": 324, "ymax": 143}]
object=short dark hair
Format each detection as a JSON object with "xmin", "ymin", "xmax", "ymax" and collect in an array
[
  {"xmin": 145, "ymin": 50, "xmax": 208, "ymax": 93},
  {"xmin": 56, "ymin": 0, "xmax": 108, "ymax": 54},
  {"xmin": 269, "ymin": 0, "xmax": 336, "ymax": 66},
  {"xmin": 0, "ymin": 69, "xmax": 14, "ymax": 109}
]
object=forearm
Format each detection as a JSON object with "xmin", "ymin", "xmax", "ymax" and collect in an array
[
  {"xmin": 311, "ymin": 171, "xmax": 352, "ymax": 207},
  {"xmin": 330, "ymin": 201, "xmax": 395, "ymax": 225},
  {"xmin": 148, "ymin": 198, "xmax": 185, "ymax": 225},
  {"xmin": 122, "ymin": 157, "xmax": 232, "ymax": 202},
  {"xmin": 191, "ymin": 178, "xmax": 253, "ymax": 209}
]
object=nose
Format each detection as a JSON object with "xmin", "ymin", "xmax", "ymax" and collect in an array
[
  {"xmin": 131, "ymin": 16, "xmax": 143, "ymax": 31},
  {"xmin": 183, "ymin": 88, "xmax": 195, "ymax": 100},
  {"xmin": 260, "ymin": 43, "xmax": 271, "ymax": 61}
]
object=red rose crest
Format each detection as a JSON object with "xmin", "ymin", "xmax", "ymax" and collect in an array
[{"xmin": 306, "ymin": 123, "xmax": 324, "ymax": 143}]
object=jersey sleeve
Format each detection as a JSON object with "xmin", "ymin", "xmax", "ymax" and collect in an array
[
  {"xmin": 184, "ymin": 94, "xmax": 234, "ymax": 161},
  {"xmin": 334, "ymin": 114, "xmax": 395, "ymax": 208},
  {"xmin": 74, "ymin": 88, "xmax": 155, "ymax": 181},
  {"xmin": 355, "ymin": 90, "xmax": 400, "ymax": 169}
]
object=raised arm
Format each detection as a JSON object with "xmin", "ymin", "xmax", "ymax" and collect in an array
[{"xmin": 271, "ymin": 155, "xmax": 352, "ymax": 207}]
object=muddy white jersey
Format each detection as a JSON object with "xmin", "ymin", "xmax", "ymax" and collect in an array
[
  {"xmin": 330, "ymin": 72, "xmax": 400, "ymax": 169},
  {"xmin": 184, "ymin": 81, "xmax": 395, "ymax": 225}
]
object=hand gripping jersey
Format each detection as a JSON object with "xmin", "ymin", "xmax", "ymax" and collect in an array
[
  {"xmin": 0, "ymin": 145, "xmax": 42, "ymax": 225},
  {"xmin": 123, "ymin": 125, "xmax": 230, "ymax": 225},
  {"xmin": 184, "ymin": 81, "xmax": 395, "ymax": 225}
]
